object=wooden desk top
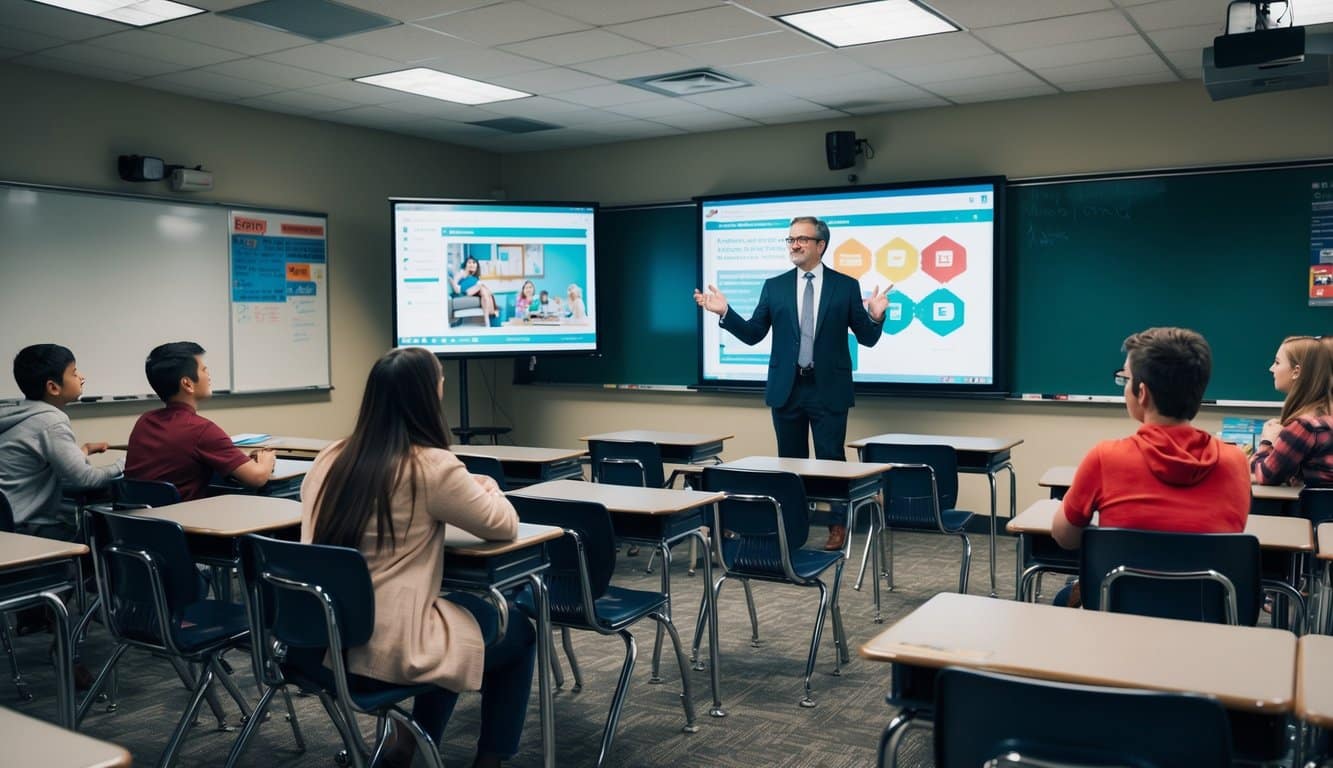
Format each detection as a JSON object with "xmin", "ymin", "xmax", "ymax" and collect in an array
[
  {"xmin": 271, "ymin": 458, "xmax": 311, "ymax": 481},
  {"xmin": 1298, "ymin": 634, "xmax": 1333, "ymax": 727},
  {"xmin": 846, "ymin": 432, "xmax": 1023, "ymax": 453},
  {"xmin": 1, "ymin": 706, "xmax": 131, "ymax": 768},
  {"xmin": 443, "ymin": 522, "xmax": 563, "ymax": 557},
  {"xmin": 255, "ymin": 435, "xmax": 333, "ymax": 453},
  {"xmin": 1040, "ymin": 465, "xmax": 1301, "ymax": 503},
  {"xmin": 1318, "ymin": 523, "xmax": 1333, "ymax": 561},
  {"xmin": 452, "ymin": 445, "xmax": 587, "ymax": 463},
  {"xmin": 0, "ymin": 531, "xmax": 89, "ymax": 571},
  {"xmin": 1006, "ymin": 499, "xmax": 1313, "ymax": 551},
  {"xmin": 132, "ymin": 495, "xmax": 301, "ymax": 536},
  {"xmin": 510, "ymin": 479, "xmax": 726, "ymax": 516},
  {"xmin": 860, "ymin": 592, "xmax": 1294, "ymax": 714},
  {"xmin": 1038, "ymin": 465, "xmax": 1075, "ymax": 488},
  {"xmin": 580, "ymin": 430, "xmax": 734, "ymax": 447},
  {"xmin": 719, "ymin": 455, "xmax": 891, "ymax": 480}
]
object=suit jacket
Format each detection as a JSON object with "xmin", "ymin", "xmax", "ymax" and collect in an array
[
  {"xmin": 301, "ymin": 443, "xmax": 518, "ymax": 693},
  {"xmin": 720, "ymin": 265, "xmax": 883, "ymax": 411}
]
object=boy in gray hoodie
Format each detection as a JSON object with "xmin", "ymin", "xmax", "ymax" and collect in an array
[{"xmin": 0, "ymin": 344, "xmax": 122, "ymax": 541}]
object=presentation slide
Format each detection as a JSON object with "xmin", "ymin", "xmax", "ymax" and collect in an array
[
  {"xmin": 699, "ymin": 178, "xmax": 1004, "ymax": 392},
  {"xmin": 392, "ymin": 201, "xmax": 597, "ymax": 356}
]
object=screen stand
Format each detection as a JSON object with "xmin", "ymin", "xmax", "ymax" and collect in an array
[{"xmin": 450, "ymin": 358, "xmax": 511, "ymax": 446}]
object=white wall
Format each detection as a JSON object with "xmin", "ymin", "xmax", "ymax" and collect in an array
[
  {"xmin": 0, "ymin": 61, "xmax": 503, "ymax": 444},
  {"xmin": 498, "ymin": 80, "xmax": 1333, "ymax": 518}
]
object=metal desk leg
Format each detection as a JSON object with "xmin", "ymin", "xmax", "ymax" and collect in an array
[
  {"xmin": 689, "ymin": 526, "xmax": 725, "ymax": 717},
  {"xmin": 1015, "ymin": 531, "xmax": 1027, "ymax": 601},
  {"xmin": 650, "ymin": 541, "xmax": 672, "ymax": 684},
  {"xmin": 986, "ymin": 469, "xmax": 998, "ymax": 597},
  {"xmin": 526, "ymin": 573, "xmax": 554, "ymax": 768},
  {"xmin": 43, "ymin": 591, "xmax": 75, "ymax": 730}
]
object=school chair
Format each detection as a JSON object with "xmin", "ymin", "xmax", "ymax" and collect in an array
[
  {"xmin": 1301, "ymin": 488, "xmax": 1333, "ymax": 633},
  {"xmin": 511, "ymin": 495, "xmax": 697, "ymax": 768},
  {"xmin": 589, "ymin": 439, "xmax": 695, "ymax": 572},
  {"xmin": 456, "ymin": 454, "xmax": 507, "ymax": 491},
  {"xmin": 226, "ymin": 534, "xmax": 465, "ymax": 768},
  {"xmin": 860, "ymin": 443, "xmax": 974, "ymax": 595},
  {"xmin": 696, "ymin": 466, "xmax": 847, "ymax": 708},
  {"xmin": 923, "ymin": 667, "xmax": 1232, "ymax": 768},
  {"xmin": 81, "ymin": 508, "xmax": 253, "ymax": 767},
  {"xmin": 113, "ymin": 478, "xmax": 182, "ymax": 509}
]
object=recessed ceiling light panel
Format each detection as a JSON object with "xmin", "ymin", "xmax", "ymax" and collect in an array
[
  {"xmin": 778, "ymin": 0, "xmax": 959, "ymax": 48},
  {"xmin": 28, "ymin": 0, "xmax": 205, "ymax": 27},
  {"xmin": 357, "ymin": 68, "xmax": 532, "ymax": 106}
]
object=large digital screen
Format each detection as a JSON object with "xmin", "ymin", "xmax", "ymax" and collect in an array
[
  {"xmin": 392, "ymin": 200, "xmax": 598, "ymax": 357},
  {"xmin": 699, "ymin": 177, "xmax": 1005, "ymax": 394}
]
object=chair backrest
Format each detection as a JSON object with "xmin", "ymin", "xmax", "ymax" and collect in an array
[
  {"xmin": 703, "ymin": 467, "xmax": 809, "ymax": 574},
  {"xmin": 863, "ymin": 443, "xmax": 960, "ymax": 526},
  {"xmin": 934, "ymin": 667, "xmax": 1232, "ymax": 768},
  {"xmin": 88, "ymin": 508, "xmax": 200, "ymax": 647},
  {"xmin": 114, "ymin": 478, "xmax": 181, "ymax": 508},
  {"xmin": 240, "ymin": 534, "xmax": 375, "ymax": 652},
  {"xmin": 1300, "ymin": 487, "xmax": 1333, "ymax": 526},
  {"xmin": 457, "ymin": 454, "xmax": 507, "ymax": 491},
  {"xmin": 509, "ymin": 496, "xmax": 615, "ymax": 622},
  {"xmin": 589, "ymin": 440, "xmax": 666, "ymax": 488},
  {"xmin": 0, "ymin": 489, "xmax": 13, "ymax": 532},
  {"xmin": 1080, "ymin": 528, "xmax": 1262, "ymax": 626}
]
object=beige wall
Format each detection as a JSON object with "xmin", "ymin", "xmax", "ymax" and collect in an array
[
  {"xmin": 499, "ymin": 80, "xmax": 1333, "ymax": 517},
  {"xmin": 0, "ymin": 61, "xmax": 502, "ymax": 445}
]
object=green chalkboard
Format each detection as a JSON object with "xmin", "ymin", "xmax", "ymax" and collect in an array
[
  {"xmin": 536, "ymin": 203, "xmax": 698, "ymax": 386},
  {"xmin": 1009, "ymin": 162, "xmax": 1333, "ymax": 402}
]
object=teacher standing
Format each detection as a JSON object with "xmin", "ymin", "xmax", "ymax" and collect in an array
[{"xmin": 695, "ymin": 216, "xmax": 890, "ymax": 551}]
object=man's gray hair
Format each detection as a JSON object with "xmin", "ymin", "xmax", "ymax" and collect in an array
[{"xmin": 790, "ymin": 216, "xmax": 829, "ymax": 244}]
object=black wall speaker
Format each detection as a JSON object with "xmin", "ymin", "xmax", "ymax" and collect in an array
[{"xmin": 825, "ymin": 130, "xmax": 858, "ymax": 170}]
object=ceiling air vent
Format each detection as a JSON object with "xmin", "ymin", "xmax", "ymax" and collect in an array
[
  {"xmin": 469, "ymin": 117, "xmax": 561, "ymax": 134},
  {"xmin": 623, "ymin": 68, "xmax": 751, "ymax": 97}
]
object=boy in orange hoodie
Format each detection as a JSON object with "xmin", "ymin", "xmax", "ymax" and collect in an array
[{"xmin": 1052, "ymin": 327, "xmax": 1250, "ymax": 552}]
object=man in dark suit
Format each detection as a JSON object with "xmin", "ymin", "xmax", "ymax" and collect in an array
[{"xmin": 695, "ymin": 216, "xmax": 890, "ymax": 550}]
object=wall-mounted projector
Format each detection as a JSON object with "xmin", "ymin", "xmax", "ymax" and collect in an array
[
  {"xmin": 169, "ymin": 167, "xmax": 214, "ymax": 193},
  {"xmin": 1203, "ymin": 27, "xmax": 1332, "ymax": 100}
]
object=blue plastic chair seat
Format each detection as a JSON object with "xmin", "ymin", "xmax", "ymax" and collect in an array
[
  {"xmin": 516, "ymin": 584, "xmax": 667, "ymax": 629},
  {"xmin": 175, "ymin": 600, "xmax": 249, "ymax": 652},
  {"xmin": 283, "ymin": 649, "xmax": 439, "ymax": 711},
  {"xmin": 887, "ymin": 509, "xmax": 973, "ymax": 534},
  {"xmin": 720, "ymin": 541, "xmax": 842, "ymax": 581}
]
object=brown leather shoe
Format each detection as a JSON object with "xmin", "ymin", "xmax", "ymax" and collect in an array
[{"xmin": 823, "ymin": 525, "xmax": 847, "ymax": 551}]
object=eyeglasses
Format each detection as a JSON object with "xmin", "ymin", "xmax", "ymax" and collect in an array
[
  {"xmin": 1113, "ymin": 369, "xmax": 1130, "ymax": 387},
  {"xmin": 784, "ymin": 236, "xmax": 822, "ymax": 246}
]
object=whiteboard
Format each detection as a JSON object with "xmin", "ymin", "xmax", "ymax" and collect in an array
[{"xmin": 0, "ymin": 183, "xmax": 330, "ymax": 401}]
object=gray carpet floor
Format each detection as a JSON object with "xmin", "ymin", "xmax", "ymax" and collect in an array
[{"xmin": 3, "ymin": 530, "xmax": 1018, "ymax": 767}]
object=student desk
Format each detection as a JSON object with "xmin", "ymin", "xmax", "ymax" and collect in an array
[
  {"xmin": 1038, "ymin": 464, "xmax": 1302, "ymax": 513},
  {"xmin": 1, "ymin": 706, "xmax": 130, "ymax": 767},
  {"xmin": 860, "ymin": 592, "xmax": 1296, "ymax": 766},
  {"xmin": 847, "ymin": 433, "xmax": 1023, "ymax": 598},
  {"xmin": 580, "ymin": 430, "xmax": 733, "ymax": 465},
  {"xmin": 209, "ymin": 458, "xmax": 309, "ymax": 499},
  {"xmin": 451, "ymin": 445, "xmax": 587, "ymax": 488},
  {"xmin": 715, "ymin": 456, "xmax": 893, "ymax": 621},
  {"xmin": 247, "ymin": 435, "xmax": 331, "ymax": 458},
  {"xmin": 1314, "ymin": 523, "xmax": 1333, "ymax": 635},
  {"xmin": 1298, "ymin": 634, "xmax": 1333, "ymax": 766},
  {"xmin": 128, "ymin": 495, "xmax": 301, "ymax": 567},
  {"xmin": 0, "ymin": 532, "xmax": 87, "ymax": 729},
  {"xmin": 442, "ymin": 522, "xmax": 562, "ymax": 768},
  {"xmin": 507, "ymin": 479, "xmax": 728, "ymax": 718}
]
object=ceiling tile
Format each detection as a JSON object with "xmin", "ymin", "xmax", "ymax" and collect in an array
[
  {"xmin": 262, "ymin": 43, "xmax": 403, "ymax": 78},
  {"xmin": 975, "ymin": 10, "xmax": 1136, "ymax": 51},
  {"xmin": 1125, "ymin": 0, "xmax": 1224, "ymax": 31},
  {"xmin": 730, "ymin": 0, "xmax": 861, "ymax": 14},
  {"xmin": 400, "ymin": 118, "xmax": 506, "ymax": 142},
  {"xmin": 11, "ymin": 51, "xmax": 141, "ymax": 81},
  {"xmin": 842, "ymin": 95, "xmax": 948, "ymax": 113},
  {"xmin": 377, "ymin": 94, "xmax": 506, "ymax": 120},
  {"xmin": 523, "ymin": 0, "xmax": 721, "ymax": 27},
  {"xmin": 322, "ymin": 104, "xmax": 425, "ymax": 129},
  {"xmin": 683, "ymin": 85, "xmax": 821, "ymax": 114},
  {"xmin": 1058, "ymin": 71, "xmax": 1178, "ymax": 91},
  {"xmin": 28, "ymin": 42, "xmax": 185, "ymax": 77},
  {"xmin": 489, "ymin": 66, "xmax": 610, "ymax": 93},
  {"xmin": 550, "ymin": 106, "xmax": 639, "ymax": 126},
  {"xmin": 604, "ymin": 97, "xmax": 711, "ymax": 118},
  {"xmin": 841, "ymin": 32, "xmax": 994, "ymax": 70},
  {"xmin": 1146, "ymin": 22, "xmax": 1220, "ymax": 52},
  {"xmin": 573, "ymin": 48, "xmax": 698, "ymax": 80},
  {"xmin": 678, "ymin": 30, "xmax": 825, "ymax": 67},
  {"xmin": 480, "ymin": 95, "xmax": 589, "ymax": 118},
  {"xmin": 416, "ymin": 2, "xmax": 590, "ymax": 46},
  {"xmin": 88, "ymin": 30, "xmax": 245, "ymax": 68},
  {"xmin": 820, "ymin": 84, "xmax": 941, "ymax": 111},
  {"xmin": 751, "ymin": 107, "xmax": 848, "ymax": 125},
  {"xmin": 328, "ymin": 23, "xmax": 461, "ymax": 63},
  {"xmin": 550, "ymin": 82, "xmax": 661, "ymax": 107},
  {"xmin": 927, "ymin": 0, "xmax": 1114, "ymax": 29},
  {"xmin": 498, "ymin": 29, "xmax": 651, "ymax": 66},
  {"xmin": 607, "ymin": 6, "xmax": 778, "ymax": 48},
  {"xmin": 202, "ymin": 57, "xmax": 340, "ymax": 90},
  {"xmin": 0, "ymin": 0, "xmax": 126, "ymax": 40},
  {"xmin": 181, "ymin": 0, "xmax": 255, "ymax": 9},
  {"xmin": 0, "ymin": 24, "xmax": 65, "ymax": 52},
  {"xmin": 890, "ymin": 53, "xmax": 1021, "ymax": 85},
  {"xmin": 581, "ymin": 119, "xmax": 685, "ymax": 138},
  {"xmin": 927, "ymin": 70, "xmax": 1051, "ymax": 97},
  {"xmin": 1035, "ymin": 52, "xmax": 1173, "ymax": 85},
  {"xmin": 413, "ymin": 43, "xmax": 549, "ymax": 79},
  {"xmin": 730, "ymin": 52, "xmax": 869, "ymax": 87},
  {"xmin": 302, "ymin": 79, "xmax": 406, "ymax": 105},
  {"xmin": 650, "ymin": 109, "xmax": 761, "ymax": 130},
  {"xmin": 1008, "ymin": 33, "xmax": 1152, "ymax": 69},
  {"xmin": 153, "ymin": 13, "xmax": 310, "ymax": 55},
  {"xmin": 137, "ymin": 68, "xmax": 283, "ymax": 99},
  {"xmin": 136, "ymin": 78, "xmax": 236, "ymax": 103},
  {"xmin": 236, "ymin": 89, "xmax": 361, "ymax": 113},
  {"xmin": 949, "ymin": 82, "xmax": 1060, "ymax": 103},
  {"xmin": 335, "ymin": 0, "xmax": 497, "ymax": 23}
]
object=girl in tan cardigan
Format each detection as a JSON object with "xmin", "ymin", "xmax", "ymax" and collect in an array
[{"xmin": 301, "ymin": 347, "xmax": 535, "ymax": 768}]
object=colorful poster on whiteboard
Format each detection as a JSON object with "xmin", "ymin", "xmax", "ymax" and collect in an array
[
  {"xmin": 1311, "ymin": 181, "xmax": 1333, "ymax": 306},
  {"xmin": 229, "ymin": 210, "xmax": 331, "ymax": 392}
]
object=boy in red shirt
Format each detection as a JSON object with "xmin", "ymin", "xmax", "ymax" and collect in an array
[
  {"xmin": 125, "ymin": 341, "xmax": 274, "ymax": 500},
  {"xmin": 1052, "ymin": 327, "xmax": 1250, "ymax": 553}
]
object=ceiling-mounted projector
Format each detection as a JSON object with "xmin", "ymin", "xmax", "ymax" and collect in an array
[{"xmin": 1202, "ymin": 1, "xmax": 1332, "ymax": 100}]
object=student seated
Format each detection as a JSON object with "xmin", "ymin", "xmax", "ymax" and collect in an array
[
  {"xmin": 1251, "ymin": 335, "xmax": 1333, "ymax": 487},
  {"xmin": 125, "ymin": 341, "xmax": 274, "ymax": 501},
  {"xmin": 0, "ymin": 344, "xmax": 122, "ymax": 541},
  {"xmin": 301, "ymin": 347, "xmax": 534, "ymax": 768},
  {"xmin": 1051, "ymin": 328, "xmax": 1251, "ymax": 601}
]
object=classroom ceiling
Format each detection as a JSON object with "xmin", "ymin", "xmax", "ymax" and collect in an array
[{"xmin": 0, "ymin": 0, "xmax": 1321, "ymax": 153}]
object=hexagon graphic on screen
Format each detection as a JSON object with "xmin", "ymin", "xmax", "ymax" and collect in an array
[
  {"xmin": 880, "ymin": 291, "xmax": 915, "ymax": 335},
  {"xmin": 917, "ymin": 288, "xmax": 964, "ymax": 336},
  {"xmin": 875, "ymin": 238, "xmax": 918, "ymax": 283},
  {"xmin": 832, "ymin": 238, "xmax": 871, "ymax": 278},
  {"xmin": 921, "ymin": 236, "xmax": 966, "ymax": 283}
]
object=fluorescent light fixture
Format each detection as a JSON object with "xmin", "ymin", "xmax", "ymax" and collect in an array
[
  {"xmin": 28, "ymin": 0, "xmax": 206, "ymax": 26},
  {"xmin": 356, "ymin": 68, "xmax": 531, "ymax": 106},
  {"xmin": 778, "ymin": 0, "xmax": 959, "ymax": 48}
]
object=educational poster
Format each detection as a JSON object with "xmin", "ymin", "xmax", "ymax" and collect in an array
[
  {"xmin": 229, "ymin": 210, "xmax": 331, "ymax": 391},
  {"xmin": 1310, "ymin": 180, "xmax": 1333, "ymax": 306},
  {"xmin": 700, "ymin": 182, "xmax": 998, "ymax": 386}
]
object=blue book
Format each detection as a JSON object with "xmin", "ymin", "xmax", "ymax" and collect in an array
[{"xmin": 231, "ymin": 433, "xmax": 271, "ymax": 446}]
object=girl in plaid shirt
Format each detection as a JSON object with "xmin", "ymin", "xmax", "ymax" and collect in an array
[{"xmin": 1252, "ymin": 336, "xmax": 1333, "ymax": 486}]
